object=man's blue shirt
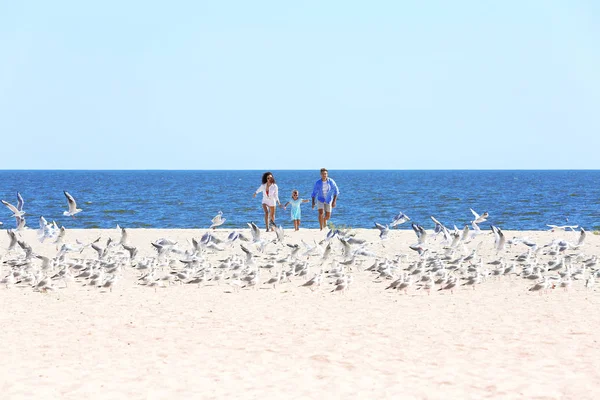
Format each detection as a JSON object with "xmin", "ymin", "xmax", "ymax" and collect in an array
[{"xmin": 311, "ymin": 178, "xmax": 339, "ymax": 203}]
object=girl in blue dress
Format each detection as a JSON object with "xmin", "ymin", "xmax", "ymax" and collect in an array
[{"xmin": 283, "ymin": 190, "xmax": 310, "ymax": 231}]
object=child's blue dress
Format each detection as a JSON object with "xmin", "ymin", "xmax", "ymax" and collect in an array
[{"xmin": 289, "ymin": 198, "xmax": 304, "ymax": 220}]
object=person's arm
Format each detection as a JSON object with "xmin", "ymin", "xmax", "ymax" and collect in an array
[
  {"xmin": 283, "ymin": 201, "xmax": 290, "ymax": 210},
  {"xmin": 311, "ymin": 181, "xmax": 319, "ymax": 209},
  {"xmin": 302, "ymin": 199, "xmax": 310, "ymax": 204},
  {"xmin": 253, "ymin": 184, "xmax": 264, "ymax": 198},
  {"xmin": 331, "ymin": 179, "xmax": 339, "ymax": 207},
  {"xmin": 274, "ymin": 185, "xmax": 281, "ymax": 207}
]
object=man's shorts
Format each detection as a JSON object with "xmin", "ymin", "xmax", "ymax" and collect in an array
[{"xmin": 317, "ymin": 201, "xmax": 332, "ymax": 212}]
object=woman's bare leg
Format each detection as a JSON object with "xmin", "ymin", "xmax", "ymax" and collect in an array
[
  {"xmin": 262, "ymin": 203, "xmax": 269, "ymax": 231},
  {"xmin": 267, "ymin": 206, "xmax": 276, "ymax": 231}
]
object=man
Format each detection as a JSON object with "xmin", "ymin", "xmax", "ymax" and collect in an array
[{"xmin": 311, "ymin": 168, "xmax": 340, "ymax": 230}]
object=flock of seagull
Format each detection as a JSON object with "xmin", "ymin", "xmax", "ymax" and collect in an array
[
  {"xmin": 0, "ymin": 193, "xmax": 596, "ymax": 296},
  {"xmin": 0, "ymin": 191, "xmax": 81, "ymax": 230}
]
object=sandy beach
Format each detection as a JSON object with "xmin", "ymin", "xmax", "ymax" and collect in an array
[{"xmin": 1, "ymin": 225, "xmax": 599, "ymax": 399}]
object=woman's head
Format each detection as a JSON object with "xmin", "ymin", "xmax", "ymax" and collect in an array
[{"xmin": 262, "ymin": 172, "xmax": 275, "ymax": 184}]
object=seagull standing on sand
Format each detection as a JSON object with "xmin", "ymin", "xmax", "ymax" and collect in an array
[
  {"xmin": 300, "ymin": 272, "xmax": 323, "ymax": 291},
  {"xmin": 63, "ymin": 191, "xmax": 82, "ymax": 217}
]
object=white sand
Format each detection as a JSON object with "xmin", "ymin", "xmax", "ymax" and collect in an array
[{"xmin": 1, "ymin": 227, "xmax": 599, "ymax": 399}]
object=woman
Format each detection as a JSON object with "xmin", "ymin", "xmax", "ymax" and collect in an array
[{"xmin": 253, "ymin": 171, "xmax": 282, "ymax": 232}]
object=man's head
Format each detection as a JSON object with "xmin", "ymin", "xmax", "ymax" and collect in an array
[{"xmin": 320, "ymin": 168, "xmax": 328, "ymax": 181}]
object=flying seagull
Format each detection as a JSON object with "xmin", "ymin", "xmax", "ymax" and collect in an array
[
  {"xmin": 374, "ymin": 222, "xmax": 390, "ymax": 240},
  {"xmin": 210, "ymin": 211, "xmax": 226, "ymax": 229},
  {"xmin": 470, "ymin": 208, "xmax": 489, "ymax": 224},
  {"xmin": 390, "ymin": 212, "xmax": 410, "ymax": 227},
  {"xmin": 63, "ymin": 191, "xmax": 82, "ymax": 217},
  {"xmin": 1, "ymin": 195, "xmax": 25, "ymax": 218}
]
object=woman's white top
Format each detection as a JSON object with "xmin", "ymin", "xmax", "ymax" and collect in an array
[{"xmin": 256, "ymin": 183, "xmax": 279, "ymax": 207}]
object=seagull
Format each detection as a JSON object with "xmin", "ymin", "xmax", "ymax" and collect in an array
[
  {"xmin": 470, "ymin": 208, "xmax": 488, "ymax": 224},
  {"xmin": 118, "ymin": 227, "xmax": 128, "ymax": 246},
  {"xmin": 390, "ymin": 212, "xmax": 410, "ymax": 227},
  {"xmin": 491, "ymin": 225, "xmax": 505, "ymax": 253},
  {"xmin": 122, "ymin": 244, "xmax": 138, "ymax": 260},
  {"xmin": 437, "ymin": 276, "xmax": 458, "ymax": 294},
  {"xmin": 374, "ymin": 222, "xmax": 390, "ymax": 240},
  {"xmin": 547, "ymin": 224, "xmax": 578, "ymax": 232},
  {"xmin": 273, "ymin": 225, "xmax": 285, "ymax": 244},
  {"xmin": 210, "ymin": 211, "xmax": 226, "ymax": 229},
  {"xmin": 576, "ymin": 227, "xmax": 586, "ymax": 247},
  {"xmin": 430, "ymin": 216, "xmax": 450, "ymax": 242},
  {"xmin": 247, "ymin": 222, "xmax": 261, "ymax": 242},
  {"xmin": 6, "ymin": 230, "xmax": 18, "ymax": 251},
  {"xmin": 325, "ymin": 228, "xmax": 339, "ymax": 242},
  {"xmin": 226, "ymin": 230, "xmax": 249, "ymax": 246},
  {"xmin": 411, "ymin": 222, "xmax": 428, "ymax": 244},
  {"xmin": 37, "ymin": 216, "xmax": 51, "ymax": 242},
  {"xmin": 15, "ymin": 215, "xmax": 26, "ymax": 231},
  {"xmin": 63, "ymin": 191, "xmax": 82, "ymax": 217},
  {"xmin": 408, "ymin": 244, "xmax": 428, "ymax": 257},
  {"xmin": 300, "ymin": 272, "xmax": 323, "ymax": 291},
  {"xmin": 528, "ymin": 276, "xmax": 550, "ymax": 294},
  {"xmin": 1, "ymin": 198, "xmax": 25, "ymax": 218},
  {"xmin": 240, "ymin": 244, "xmax": 256, "ymax": 265}
]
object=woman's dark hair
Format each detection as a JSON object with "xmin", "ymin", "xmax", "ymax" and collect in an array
[{"xmin": 262, "ymin": 171, "xmax": 275, "ymax": 184}]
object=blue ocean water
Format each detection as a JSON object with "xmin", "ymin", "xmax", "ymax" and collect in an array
[{"xmin": 0, "ymin": 170, "xmax": 599, "ymax": 231}]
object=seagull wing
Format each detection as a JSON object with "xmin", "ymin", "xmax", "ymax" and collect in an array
[
  {"xmin": 1, "ymin": 200, "xmax": 20, "ymax": 215},
  {"xmin": 374, "ymin": 222, "xmax": 387, "ymax": 232},
  {"xmin": 248, "ymin": 222, "xmax": 261, "ymax": 242},
  {"xmin": 16, "ymin": 192, "xmax": 24, "ymax": 212},
  {"xmin": 64, "ymin": 191, "xmax": 78, "ymax": 213},
  {"xmin": 430, "ymin": 216, "xmax": 444, "ymax": 227}
]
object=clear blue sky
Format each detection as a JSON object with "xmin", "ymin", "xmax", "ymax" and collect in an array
[{"xmin": 1, "ymin": 1, "xmax": 598, "ymax": 170}]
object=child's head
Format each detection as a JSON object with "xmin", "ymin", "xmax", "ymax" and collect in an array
[{"xmin": 291, "ymin": 190, "xmax": 299, "ymax": 199}]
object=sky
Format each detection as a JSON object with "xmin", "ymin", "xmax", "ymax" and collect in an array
[{"xmin": 1, "ymin": 1, "xmax": 599, "ymax": 170}]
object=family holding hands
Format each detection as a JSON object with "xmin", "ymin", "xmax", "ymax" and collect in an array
[{"xmin": 252, "ymin": 168, "xmax": 340, "ymax": 232}]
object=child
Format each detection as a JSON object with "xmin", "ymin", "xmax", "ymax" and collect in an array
[{"xmin": 283, "ymin": 190, "xmax": 310, "ymax": 231}]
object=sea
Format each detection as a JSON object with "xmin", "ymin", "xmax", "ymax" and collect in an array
[{"xmin": 0, "ymin": 170, "xmax": 599, "ymax": 231}]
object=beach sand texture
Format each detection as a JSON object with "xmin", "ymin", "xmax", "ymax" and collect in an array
[{"xmin": 1, "ymin": 226, "xmax": 599, "ymax": 399}]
